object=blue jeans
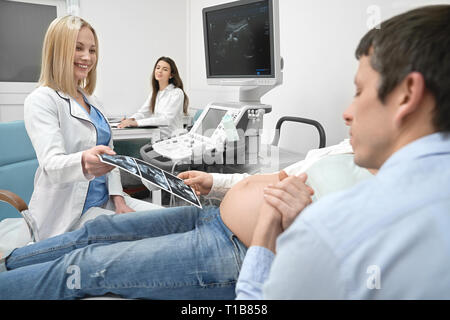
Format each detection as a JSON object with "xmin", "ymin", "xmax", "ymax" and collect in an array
[{"xmin": 0, "ymin": 206, "xmax": 247, "ymax": 300}]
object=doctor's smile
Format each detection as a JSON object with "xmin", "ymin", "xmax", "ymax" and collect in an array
[
  {"xmin": 73, "ymin": 25, "xmax": 97, "ymax": 82},
  {"xmin": 75, "ymin": 63, "xmax": 89, "ymax": 69}
]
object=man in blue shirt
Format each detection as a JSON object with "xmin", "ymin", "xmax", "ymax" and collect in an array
[{"xmin": 236, "ymin": 5, "xmax": 450, "ymax": 299}]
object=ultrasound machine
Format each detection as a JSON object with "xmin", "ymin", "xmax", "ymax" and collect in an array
[{"xmin": 142, "ymin": 0, "xmax": 283, "ymax": 172}]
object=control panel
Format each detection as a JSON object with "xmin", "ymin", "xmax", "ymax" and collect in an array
[{"xmin": 151, "ymin": 103, "xmax": 269, "ymax": 161}]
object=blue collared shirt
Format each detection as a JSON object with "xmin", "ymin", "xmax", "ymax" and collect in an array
[
  {"xmin": 236, "ymin": 133, "xmax": 450, "ymax": 299},
  {"xmin": 73, "ymin": 97, "xmax": 111, "ymax": 214}
]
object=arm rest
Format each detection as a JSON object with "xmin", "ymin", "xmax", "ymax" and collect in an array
[
  {"xmin": 271, "ymin": 116, "xmax": 326, "ymax": 149},
  {"xmin": 0, "ymin": 190, "xmax": 28, "ymax": 212}
]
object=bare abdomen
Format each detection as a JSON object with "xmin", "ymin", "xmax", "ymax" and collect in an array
[{"xmin": 220, "ymin": 174, "xmax": 279, "ymax": 247}]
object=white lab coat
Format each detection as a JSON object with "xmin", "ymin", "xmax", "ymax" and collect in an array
[
  {"xmin": 24, "ymin": 86, "xmax": 124, "ymax": 240},
  {"xmin": 130, "ymin": 84, "xmax": 185, "ymax": 139}
]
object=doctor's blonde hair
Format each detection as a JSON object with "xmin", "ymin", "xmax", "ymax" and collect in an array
[{"xmin": 39, "ymin": 15, "xmax": 98, "ymax": 97}]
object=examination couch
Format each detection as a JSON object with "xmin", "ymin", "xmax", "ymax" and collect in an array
[{"xmin": 0, "ymin": 116, "xmax": 327, "ymax": 253}]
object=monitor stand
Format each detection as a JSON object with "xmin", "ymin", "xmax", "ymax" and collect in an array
[
  {"xmin": 239, "ymin": 83, "xmax": 280, "ymax": 105},
  {"xmin": 238, "ymin": 58, "xmax": 283, "ymax": 103}
]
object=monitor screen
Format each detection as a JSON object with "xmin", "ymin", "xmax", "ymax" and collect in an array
[
  {"xmin": 203, "ymin": 0, "xmax": 273, "ymax": 78},
  {"xmin": 194, "ymin": 108, "xmax": 228, "ymax": 138}
]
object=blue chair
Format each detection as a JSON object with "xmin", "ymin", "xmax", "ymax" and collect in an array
[{"xmin": 0, "ymin": 121, "xmax": 38, "ymax": 221}]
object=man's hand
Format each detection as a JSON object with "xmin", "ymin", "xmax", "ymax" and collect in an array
[
  {"xmin": 250, "ymin": 170, "xmax": 314, "ymax": 253},
  {"xmin": 112, "ymin": 195, "xmax": 135, "ymax": 214},
  {"xmin": 117, "ymin": 118, "xmax": 138, "ymax": 129},
  {"xmin": 263, "ymin": 171, "xmax": 314, "ymax": 231},
  {"xmin": 178, "ymin": 171, "xmax": 213, "ymax": 196},
  {"xmin": 81, "ymin": 145, "xmax": 116, "ymax": 178}
]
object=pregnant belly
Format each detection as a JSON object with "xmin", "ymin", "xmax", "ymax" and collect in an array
[{"xmin": 220, "ymin": 174, "xmax": 279, "ymax": 247}]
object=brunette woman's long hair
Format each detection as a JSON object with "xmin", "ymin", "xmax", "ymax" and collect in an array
[{"xmin": 150, "ymin": 56, "xmax": 189, "ymax": 115}]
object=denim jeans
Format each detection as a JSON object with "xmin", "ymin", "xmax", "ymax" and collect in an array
[{"xmin": 0, "ymin": 206, "xmax": 247, "ymax": 300}]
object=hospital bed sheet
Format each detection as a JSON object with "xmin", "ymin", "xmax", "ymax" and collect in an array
[{"xmin": 0, "ymin": 218, "xmax": 32, "ymax": 254}]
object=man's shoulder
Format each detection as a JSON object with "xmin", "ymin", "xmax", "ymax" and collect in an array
[
  {"xmin": 304, "ymin": 153, "xmax": 373, "ymax": 201},
  {"xmin": 299, "ymin": 177, "xmax": 375, "ymax": 231},
  {"xmin": 279, "ymin": 150, "xmax": 450, "ymax": 299},
  {"xmin": 296, "ymin": 155, "xmax": 450, "ymax": 255}
]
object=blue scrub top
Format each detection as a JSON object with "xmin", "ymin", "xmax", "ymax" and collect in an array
[{"xmin": 74, "ymin": 96, "xmax": 111, "ymax": 214}]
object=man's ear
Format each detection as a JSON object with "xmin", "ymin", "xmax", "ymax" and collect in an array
[{"xmin": 394, "ymin": 72, "xmax": 425, "ymax": 127}]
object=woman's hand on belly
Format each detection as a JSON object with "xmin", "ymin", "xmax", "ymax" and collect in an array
[{"xmin": 219, "ymin": 173, "xmax": 280, "ymax": 247}]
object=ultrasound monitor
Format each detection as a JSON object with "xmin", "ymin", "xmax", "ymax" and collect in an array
[
  {"xmin": 202, "ymin": 0, "xmax": 282, "ymax": 92},
  {"xmin": 205, "ymin": 1, "xmax": 271, "ymax": 77}
]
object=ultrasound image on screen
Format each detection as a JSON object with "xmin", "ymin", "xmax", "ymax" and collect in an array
[
  {"xmin": 194, "ymin": 108, "xmax": 227, "ymax": 138},
  {"xmin": 205, "ymin": 0, "xmax": 272, "ymax": 77}
]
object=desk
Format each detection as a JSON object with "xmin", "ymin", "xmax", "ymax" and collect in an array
[
  {"xmin": 112, "ymin": 127, "xmax": 160, "ymax": 141},
  {"xmin": 111, "ymin": 127, "xmax": 162, "ymax": 205}
]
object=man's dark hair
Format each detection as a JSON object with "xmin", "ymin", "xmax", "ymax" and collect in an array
[{"xmin": 356, "ymin": 5, "xmax": 450, "ymax": 132}]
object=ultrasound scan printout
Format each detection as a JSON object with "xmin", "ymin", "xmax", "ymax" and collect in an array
[{"xmin": 99, "ymin": 154, "xmax": 202, "ymax": 208}]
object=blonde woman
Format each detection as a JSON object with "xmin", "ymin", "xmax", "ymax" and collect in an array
[
  {"xmin": 118, "ymin": 57, "xmax": 189, "ymax": 139},
  {"xmin": 24, "ymin": 16, "xmax": 160, "ymax": 241}
]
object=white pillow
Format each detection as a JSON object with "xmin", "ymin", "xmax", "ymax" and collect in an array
[
  {"xmin": 305, "ymin": 153, "xmax": 373, "ymax": 202},
  {"xmin": 0, "ymin": 218, "xmax": 32, "ymax": 253}
]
